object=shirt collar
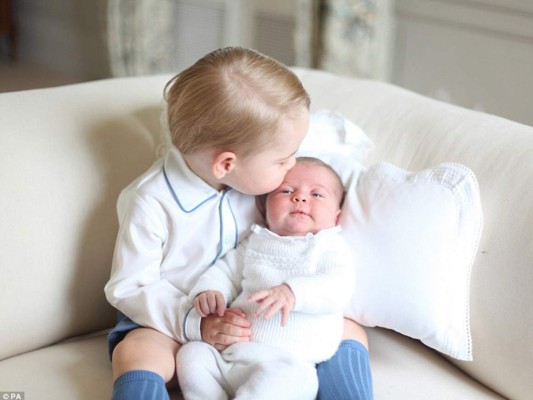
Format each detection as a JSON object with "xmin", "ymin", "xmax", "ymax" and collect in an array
[{"xmin": 163, "ymin": 147, "xmax": 221, "ymax": 212}]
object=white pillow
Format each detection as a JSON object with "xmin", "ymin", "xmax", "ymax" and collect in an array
[
  {"xmin": 161, "ymin": 101, "xmax": 480, "ymax": 359},
  {"xmin": 339, "ymin": 162, "xmax": 482, "ymax": 361},
  {"xmin": 298, "ymin": 109, "xmax": 375, "ymax": 164},
  {"xmin": 296, "ymin": 111, "xmax": 480, "ymax": 360}
]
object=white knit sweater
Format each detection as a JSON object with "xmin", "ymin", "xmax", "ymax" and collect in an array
[{"xmin": 190, "ymin": 224, "xmax": 354, "ymax": 363}]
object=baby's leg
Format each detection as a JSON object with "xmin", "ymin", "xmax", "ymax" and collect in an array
[
  {"xmin": 111, "ymin": 328, "xmax": 180, "ymax": 400},
  {"xmin": 224, "ymin": 343, "xmax": 318, "ymax": 400},
  {"xmin": 177, "ymin": 341, "xmax": 232, "ymax": 400}
]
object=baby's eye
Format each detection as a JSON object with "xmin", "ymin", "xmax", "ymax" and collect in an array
[
  {"xmin": 281, "ymin": 189, "xmax": 293, "ymax": 194},
  {"xmin": 312, "ymin": 193, "xmax": 323, "ymax": 198}
]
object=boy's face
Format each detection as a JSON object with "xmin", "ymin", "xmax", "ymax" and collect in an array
[
  {"xmin": 224, "ymin": 109, "xmax": 309, "ymax": 196},
  {"xmin": 265, "ymin": 162, "xmax": 342, "ymax": 236}
]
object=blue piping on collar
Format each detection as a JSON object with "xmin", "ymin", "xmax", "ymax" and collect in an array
[
  {"xmin": 211, "ymin": 189, "xmax": 230, "ymax": 265},
  {"xmin": 162, "ymin": 164, "xmax": 239, "ymax": 266},
  {"xmin": 163, "ymin": 164, "xmax": 217, "ymax": 213}
]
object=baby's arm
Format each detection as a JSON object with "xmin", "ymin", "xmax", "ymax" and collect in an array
[
  {"xmin": 248, "ymin": 283, "xmax": 295, "ymax": 327},
  {"xmin": 190, "ymin": 243, "xmax": 251, "ymax": 349},
  {"xmin": 193, "ymin": 290, "xmax": 227, "ymax": 317},
  {"xmin": 281, "ymin": 239, "xmax": 354, "ymax": 316},
  {"xmin": 190, "ymin": 244, "xmax": 246, "ymax": 304}
]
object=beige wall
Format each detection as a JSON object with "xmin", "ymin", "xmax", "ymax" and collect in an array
[
  {"xmin": 13, "ymin": 0, "xmax": 110, "ymax": 80},
  {"xmin": 392, "ymin": 0, "xmax": 533, "ymax": 127},
  {"xmin": 12, "ymin": 0, "xmax": 533, "ymax": 127}
]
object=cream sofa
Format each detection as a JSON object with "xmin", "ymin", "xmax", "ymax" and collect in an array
[{"xmin": 1, "ymin": 68, "xmax": 531, "ymax": 400}]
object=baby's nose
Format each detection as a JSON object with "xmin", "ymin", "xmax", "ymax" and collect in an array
[{"xmin": 293, "ymin": 194, "xmax": 307, "ymax": 202}]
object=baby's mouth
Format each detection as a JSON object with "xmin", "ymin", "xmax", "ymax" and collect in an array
[{"xmin": 290, "ymin": 210, "xmax": 310, "ymax": 217}]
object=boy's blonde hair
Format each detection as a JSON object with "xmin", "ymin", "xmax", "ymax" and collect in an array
[{"xmin": 164, "ymin": 47, "xmax": 310, "ymax": 156}]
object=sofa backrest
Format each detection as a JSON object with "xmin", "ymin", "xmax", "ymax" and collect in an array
[{"xmin": 0, "ymin": 75, "xmax": 170, "ymax": 360}]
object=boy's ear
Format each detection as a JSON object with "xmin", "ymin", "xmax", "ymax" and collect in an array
[{"xmin": 212, "ymin": 151, "xmax": 237, "ymax": 179}]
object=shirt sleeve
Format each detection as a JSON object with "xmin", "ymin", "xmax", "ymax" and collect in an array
[
  {"xmin": 104, "ymin": 193, "xmax": 197, "ymax": 343},
  {"xmin": 285, "ymin": 237, "xmax": 355, "ymax": 314}
]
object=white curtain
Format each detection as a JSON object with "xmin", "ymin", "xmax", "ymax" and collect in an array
[
  {"xmin": 295, "ymin": 0, "xmax": 394, "ymax": 80},
  {"xmin": 107, "ymin": 0, "xmax": 176, "ymax": 76}
]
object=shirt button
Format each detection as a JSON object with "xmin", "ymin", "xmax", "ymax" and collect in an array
[{"xmin": 224, "ymin": 236, "xmax": 233, "ymax": 246}]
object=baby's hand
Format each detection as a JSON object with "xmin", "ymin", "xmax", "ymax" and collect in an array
[
  {"xmin": 193, "ymin": 290, "xmax": 226, "ymax": 317},
  {"xmin": 248, "ymin": 283, "xmax": 295, "ymax": 327}
]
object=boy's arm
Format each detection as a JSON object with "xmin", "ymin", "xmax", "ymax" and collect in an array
[
  {"xmin": 105, "ymin": 195, "xmax": 201, "ymax": 343},
  {"xmin": 285, "ymin": 238, "xmax": 354, "ymax": 315}
]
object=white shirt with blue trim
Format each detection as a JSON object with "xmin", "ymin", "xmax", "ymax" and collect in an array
[{"xmin": 104, "ymin": 147, "xmax": 260, "ymax": 343}]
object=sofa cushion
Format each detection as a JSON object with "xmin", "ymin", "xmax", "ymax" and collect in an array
[
  {"xmin": 0, "ymin": 329, "xmax": 503, "ymax": 400},
  {"xmin": 367, "ymin": 328, "xmax": 503, "ymax": 399},
  {"xmin": 0, "ymin": 332, "xmax": 184, "ymax": 399},
  {"xmin": 0, "ymin": 334, "xmax": 113, "ymax": 399}
]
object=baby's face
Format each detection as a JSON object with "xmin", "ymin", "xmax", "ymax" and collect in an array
[{"xmin": 265, "ymin": 162, "xmax": 342, "ymax": 236}]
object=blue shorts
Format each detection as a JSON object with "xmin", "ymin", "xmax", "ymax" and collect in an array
[{"xmin": 107, "ymin": 311, "xmax": 142, "ymax": 360}]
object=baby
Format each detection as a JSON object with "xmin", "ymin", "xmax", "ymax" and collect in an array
[{"xmin": 177, "ymin": 157, "xmax": 354, "ymax": 400}]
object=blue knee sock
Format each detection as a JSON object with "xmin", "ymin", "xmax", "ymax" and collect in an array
[
  {"xmin": 316, "ymin": 339, "xmax": 374, "ymax": 400},
  {"xmin": 112, "ymin": 370, "xmax": 169, "ymax": 400}
]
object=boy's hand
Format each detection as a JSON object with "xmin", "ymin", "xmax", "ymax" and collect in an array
[
  {"xmin": 201, "ymin": 307, "xmax": 251, "ymax": 351},
  {"xmin": 248, "ymin": 283, "xmax": 295, "ymax": 327},
  {"xmin": 193, "ymin": 290, "xmax": 226, "ymax": 317}
]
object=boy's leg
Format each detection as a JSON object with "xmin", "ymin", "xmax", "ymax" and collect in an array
[
  {"xmin": 316, "ymin": 319, "xmax": 373, "ymax": 400},
  {"xmin": 112, "ymin": 370, "xmax": 169, "ymax": 400},
  {"xmin": 176, "ymin": 341, "xmax": 231, "ymax": 400},
  {"xmin": 111, "ymin": 328, "xmax": 180, "ymax": 400}
]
